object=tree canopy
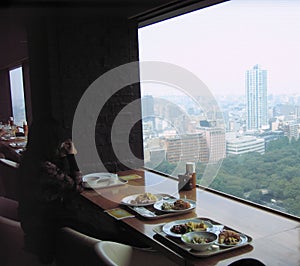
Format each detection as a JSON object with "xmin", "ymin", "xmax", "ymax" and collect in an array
[
  {"xmin": 152, "ymin": 136, "xmax": 300, "ymax": 217},
  {"xmin": 209, "ymin": 137, "xmax": 300, "ymax": 216}
]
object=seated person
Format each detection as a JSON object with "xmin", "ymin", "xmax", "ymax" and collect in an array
[
  {"xmin": 18, "ymin": 117, "xmax": 147, "ymax": 265},
  {"xmin": 0, "ymin": 129, "xmax": 21, "ymax": 163},
  {"xmin": 18, "ymin": 118, "xmax": 85, "ymax": 264}
]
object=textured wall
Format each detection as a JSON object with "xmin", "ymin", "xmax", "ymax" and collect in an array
[{"xmin": 27, "ymin": 10, "xmax": 143, "ymax": 172}]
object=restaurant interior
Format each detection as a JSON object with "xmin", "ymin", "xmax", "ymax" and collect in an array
[{"xmin": 0, "ymin": 0, "xmax": 299, "ymax": 266}]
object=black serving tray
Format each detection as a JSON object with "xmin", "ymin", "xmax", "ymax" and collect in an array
[
  {"xmin": 125, "ymin": 194, "xmax": 196, "ymax": 220},
  {"xmin": 152, "ymin": 217, "xmax": 253, "ymax": 258}
]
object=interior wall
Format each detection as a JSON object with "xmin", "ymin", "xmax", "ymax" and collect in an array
[
  {"xmin": 0, "ymin": 70, "xmax": 12, "ymax": 123},
  {"xmin": 0, "ymin": 14, "xmax": 28, "ymax": 123},
  {"xmin": 26, "ymin": 8, "xmax": 143, "ymax": 172},
  {"xmin": 0, "ymin": 16, "xmax": 28, "ymax": 70}
]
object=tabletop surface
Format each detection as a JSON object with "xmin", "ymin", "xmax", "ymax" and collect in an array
[{"xmin": 81, "ymin": 169, "xmax": 300, "ymax": 266}]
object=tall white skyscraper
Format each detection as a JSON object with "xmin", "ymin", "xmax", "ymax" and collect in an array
[{"xmin": 246, "ymin": 64, "xmax": 268, "ymax": 131}]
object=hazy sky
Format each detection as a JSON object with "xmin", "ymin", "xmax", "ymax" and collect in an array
[{"xmin": 138, "ymin": 0, "xmax": 300, "ymax": 96}]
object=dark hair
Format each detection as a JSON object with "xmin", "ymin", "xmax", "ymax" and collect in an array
[
  {"xmin": 25, "ymin": 117, "xmax": 66, "ymax": 162},
  {"xmin": 18, "ymin": 117, "xmax": 66, "ymax": 205}
]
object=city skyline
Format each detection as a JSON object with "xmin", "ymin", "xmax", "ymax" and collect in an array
[{"xmin": 138, "ymin": 0, "xmax": 300, "ymax": 97}]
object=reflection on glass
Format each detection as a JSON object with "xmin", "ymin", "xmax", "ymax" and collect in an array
[{"xmin": 138, "ymin": 0, "xmax": 300, "ymax": 217}]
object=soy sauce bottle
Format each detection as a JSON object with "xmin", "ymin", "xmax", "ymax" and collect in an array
[{"xmin": 178, "ymin": 162, "xmax": 196, "ymax": 191}]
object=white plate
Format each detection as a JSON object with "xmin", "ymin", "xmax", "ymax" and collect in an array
[
  {"xmin": 82, "ymin": 172, "xmax": 127, "ymax": 189},
  {"xmin": 0, "ymin": 158, "xmax": 19, "ymax": 168},
  {"xmin": 153, "ymin": 199, "xmax": 196, "ymax": 213},
  {"xmin": 9, "ymin": 142, "xmax": 27, "ymax": 148},
  {"xmin": 162, "ymin": 218, "xmax": 213, "ymax": 238},
  {"xmin": 121, "ymin": 193, "xmax": 163, "ymax": 207},
  {"xmin": 216, "ymin": 233, "xmax": 248, "ymax": 248}
]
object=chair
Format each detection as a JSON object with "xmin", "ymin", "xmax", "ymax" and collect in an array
[
  {"xmin": 94, "ymin": 241, "xmax": 178, "ymax": 266},
  {"xmin": 0, "ymin": 197, "xmax": 40, "ymax": 266},
  {"xmin": 0, "ymin": 216, "xmax": 41, "ymax": 266},
  {"xmin": 228, "ymin": 258, "xmax": 266, "ymax": 266},
  {"xmin": 0, "ymin": 158, "xmax": 19, "ymax": 201},
  {"xmin": 0, "ymin": 196, "xmax": 19, "ymax": 221},
  {"xmin": 55, "ymin": 227, "xmax": 103, "ymax": 266}
]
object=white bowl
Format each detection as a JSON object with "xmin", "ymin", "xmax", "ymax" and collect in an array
[
  {"xmin": 181, "ymin": 231, "xmax": 217, "ymax": 251},
  {"xmin": 84, "ymin": 176, "xmax": 100, "ymax": 184}
]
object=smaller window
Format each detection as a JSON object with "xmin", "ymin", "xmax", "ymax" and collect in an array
[{"xmin": 9, "ymin": 66, "xmax": 26, "ymax": 126}]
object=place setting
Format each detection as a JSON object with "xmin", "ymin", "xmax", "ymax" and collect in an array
[
  {"xmin": 152, "ymin": 217, "xmax": 252, "ymax": 258},
  {"xmin": 119, "ymin": 192, "xmax": 197, "ymax": 219},
  {"xmin": 82, "ymin": 172, "xmax": 128, "ymax": 189}
]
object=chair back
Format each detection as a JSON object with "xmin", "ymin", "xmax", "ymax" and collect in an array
[
  {"xmin": 94, "ymin": 241, "xmax": 133, "ymax": 266},
  {"xmin": 94, "ymin": 241, "xmax": 177, "ymax": 266},
  {"xmin": 0, "ymin": 158, "xmax": 19, "ymax": 201},
  {"xmin": 55, "ymin": 227, "xmax": 103, "ymax": 266},
  {"xmin": 0, "ymin": 197, "xmax": 40, "ymax": 266},
  {"xmin": 0, "ymin": 196, "xmax": 19, "ymax": 220}
]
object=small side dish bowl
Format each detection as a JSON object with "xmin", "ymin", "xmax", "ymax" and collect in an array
[{"xmin": 181, "ymin": 231, "xmax": 217, "ymax": 251}]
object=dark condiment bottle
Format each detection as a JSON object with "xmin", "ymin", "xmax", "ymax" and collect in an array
[{"xmin": 178, "ymin": 162, "xmax": 196, "ymax": 191}]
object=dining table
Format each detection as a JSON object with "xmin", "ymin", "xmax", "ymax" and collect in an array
[
  {"xmin": 81, "ymin": 168, "xmax": 300, "ymax": 266},
  {"xmin": 0, "ymin": 135, "xmax": 26, "ymax": 163},
  {"xmin": 0, "ymin": 135, "xmax": 27, "ymax": 150}
]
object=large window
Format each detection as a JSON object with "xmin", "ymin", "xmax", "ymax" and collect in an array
[{"xmin": 138, "ymin": 0, "xmax": 300, "ymax": 217}]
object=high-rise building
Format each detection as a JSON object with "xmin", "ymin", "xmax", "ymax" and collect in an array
[
  {"xmin": 296, "ymin": 106, "xmax": 300, "ymax": 123},
  {"xmin": 142, "ymin": 95, "xmax": 155, "ymax": 131},
  {"xmin": 246, "ymin": 64, "xmax": 268, "ymax": 131}
]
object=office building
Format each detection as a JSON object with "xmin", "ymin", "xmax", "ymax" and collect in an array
[
  {"xmin": 284, "ymin": 123, "xmax": 299, "ymax": 140},
  {"xmin": 226, "ymin": 135, "xmax": 265, "ymax": 155},
  {"xmin": 203, "ymin": 127, "xmax": 226, "ymax": 162},
  {"xmin": 165, "ymin": 133, "xmax": 208, "ymax": 163}
]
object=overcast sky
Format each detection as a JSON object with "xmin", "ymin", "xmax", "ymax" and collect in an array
[{"xmin": 138, "ymin": 0, "xmax": 300, "ymax": 96}]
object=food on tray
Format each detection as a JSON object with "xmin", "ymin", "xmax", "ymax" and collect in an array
[
  {"xmin": 190, "ymin": 235, "xmax": 210, "ymax": 244},
  {"xmin": 170, "ymin": 221, "xmax": 208, "ymax": 234},
  {"xmin": 161, "ymin": 202, "xmax": 173, "ymax": 210},
  {"xmin": 218, "ymin": 230, "xmax": 241, "ymax": 245},
  {"xmin": 161, "ymin": 199, "xmax": 191, "ymax": 210},
  {"xmin": 186, "ymin": 221, "xmax": 208, "ymax": 231},
  {"xmin": 181, "ymin": 231, "xmax": 218, "ymax": 251},
  {"xmin": 130, "ymin": 193, "xmax": 158, "ymax": 205},
  {"xmin": 173, "ymin": 199, "xmax": 191, "ymax": 210},
  {"xmin": 171, "ymin": 223, "xmax": 190, "ymax": 234}
]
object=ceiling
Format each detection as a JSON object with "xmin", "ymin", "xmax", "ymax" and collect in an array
[
  {"xmin": 0, "ymin": 0, "xmax": 180, "ymax": 69},
  {"xmin": 0, "ymin": 0, "xmax": 178, "ymax": 17}
]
